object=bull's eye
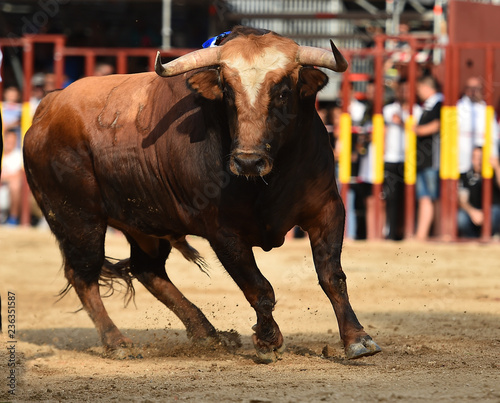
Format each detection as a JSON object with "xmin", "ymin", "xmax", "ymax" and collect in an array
[{"xmin": 279, "ymin": 89, "xmax": 291, "ymax": 103}]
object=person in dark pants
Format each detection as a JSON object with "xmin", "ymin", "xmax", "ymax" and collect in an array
[
  {"xmin": 383, "ymin": 80, "xmax": 422, "ymax": 240},
  {"xmin": 458, "ymin": 147, "xmax": 500, "ymax": 237},
  {"xmin": 415, "ymin": 75, "xmax": 443, "ymax": 241}
]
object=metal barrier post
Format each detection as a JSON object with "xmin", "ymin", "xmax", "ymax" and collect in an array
[
  {"xmin": 84, "ymin": 50, "xmax": 96, "ymax": 77},
  {"xmin": 117, "ymin": 51, "xmax": 127, "ymax": 74},
  {"xmin": 439, "ymin": 43, "xmax": 459, "ymax": 241},
  {"xmin": 481, "ymin": 46, "xmax": 494, "ymax": 241},
  {"xmin": 404, "ymin": 39, "xmax": 417, "ymax": 239},
  {"xmin": 440, "ymin": 45, "xmax": 451, "ymax": 239},
  {"xmin": 448, "ymin": 45, "xmax": 460, "ymax": 241},
  {"xmin": 54, "ymin": 36, "xmax": 66, "ymax": 89},
  {"xmin": 339, "ymin": 65, "xmax": 352, "ymax": 236},
  {"xmin": 371, "ymin": 36, "xmax": 385, "ymax": 240}
]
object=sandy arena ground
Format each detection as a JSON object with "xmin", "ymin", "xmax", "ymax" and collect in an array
[{"xmin": 0, "ymin": 226, "xmax": 499, "ymax": 402}]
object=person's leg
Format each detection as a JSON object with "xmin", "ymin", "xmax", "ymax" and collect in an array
[
  {"xmin": 457, "ymin": 208, "xmax": 478, "ymax": 238},
  {"xmin": 416, "ymin": 168, "xmax": 440, "ymax": 241},
  {"xmin": 346, "ymin": 188, "xmax": 356, "ymax": 239},
  {"xmin": 416, "ymin": 196, "xmax": 434, "ymax": 240},
  {"xmin": 393, "ymin": 163, "xmax": 406, "ymax": 240},
  {"xmin": 352, "ymin": 183, "xmax": 367, "ymax": 240},
  {"xmin": 491, "ymin": 204, "xmax": 500, "ymax": 236},
  {"xmin": 6, "ymin": 174, "xmax": 22, "ymax": 223},
  {"xmin": 384, "ymin": 163, "xmax": 404, "ymax": 240},
  {"xmin": 415, "ymin": 170, "xmax": 431, "ymax": 240}
]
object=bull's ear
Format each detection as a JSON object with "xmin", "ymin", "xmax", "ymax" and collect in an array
[
  {"xmin": 299, "ymin": 67, "xmax": 328, "ymax": 98},
  {"xmin": 187, "ymin": 69, "xmax": 223, "ymax": 100}
]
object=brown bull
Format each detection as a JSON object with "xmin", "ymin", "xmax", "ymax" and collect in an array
[{"xmin": 22, "ymin": 26, "xmax": 380, "ymax": 362}]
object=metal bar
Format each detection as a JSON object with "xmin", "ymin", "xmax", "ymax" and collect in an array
[
  {"xmin": 339, "ymin": 65, "xmax": 352, "ymax": 237},
  {"xmin": 354, "ymin": 0, "xmax": 379, "ymax": 15},
  {"xmin": 448, "ymin": 44, "xmax": 460, "ymax": 241},
  {"xmin": 481, "ymin": 46, "xmax": 495, "ymax": 241},
  {"xmin": 116, "ymin": 51, "xmax": 127, "ymax": 75},
  {"xmin": 84, "ymin": 51, "xmax": 96, "ymax": 77},
  {"xmin": 54, "ymin": 36, "xmax": 65, "ymax": 89},
  {"xmin": 63, "ymin": 47, "xmax": 195, "ymax": 57},
  {"xmin": 439, "ymin": 44, "xmax": 451, "ymax": 239},
  {"xmin": 226, "ymin": 12, "xmax": 425, "ymax": 21},
  {"xmin": 370, "ymin": 36, "xmax": 385, "ymax": 239},
  {"xmin": 162, "ymin": 0, "xmax": 172, "ymax": 50},
  {"xmin": 404, "ymin": 37, "xmax": 418, "ymax": 238},
  {"xmin": 149, "ymin": 52, "xmax": 157, "ymax": 73},
  {"xmin": 22, "ymin": 37, "xmax": 33, "ymax": 103}
]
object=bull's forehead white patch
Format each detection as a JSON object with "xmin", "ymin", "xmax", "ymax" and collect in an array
[{"xmin": 224, "ymin": 49, "xmax": 290, "ymax": 106}]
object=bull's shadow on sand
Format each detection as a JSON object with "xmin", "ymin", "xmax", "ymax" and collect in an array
[
  {"xmin": 18, "ymin": 327, "xmax": 238, "ymax": 359},
  {"xmin": 17, "ymin": 327, "xmax": 366, "ymax": 365},
  {"xmin": 17, "ymin": 311, "xmax": 500, "ymax": 365}
]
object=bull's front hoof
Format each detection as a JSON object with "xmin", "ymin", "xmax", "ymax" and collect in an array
[
  {"xmin": 252, "ymin": 333, "xmax": 286, "ymax": 364},
  {"xmin": 345, "ymin": 336, "xmax": 381, "ymax": 360}
]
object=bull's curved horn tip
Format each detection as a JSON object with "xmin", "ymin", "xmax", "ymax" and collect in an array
[
  {"xmin": 155, "ymin": 51, "xmax": 166, "ymax": 76},
  {"xmin": 330, "ymin": 39, "xmax": 348, "ymax": 72}
]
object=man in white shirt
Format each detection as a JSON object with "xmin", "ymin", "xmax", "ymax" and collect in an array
[
  {"xmin": 383, "ymin": 81, "xmax": 422, "ymax": 240},
  {"xmin": 457, "ymin": 76, "xmax": 499, "ymax": 175}
]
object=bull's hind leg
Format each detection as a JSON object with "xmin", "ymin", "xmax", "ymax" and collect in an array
[
  {"xmin": 128, "ymin": 237, "xmax": 218, "ymax": 341},
  {"xmin": 24, "ymin": 140, "xmax": 131, "ymax": 352},
  {"xmin": 306, "ymin": 198, "xmax": 381, "ymax": 360},
  {"xmin": 59, "ymin": 224, "xmax": 133, "ymax": 351},
  {"xmin": 65, "ymin": 267, "xmax": 133, "ymax": 349}
]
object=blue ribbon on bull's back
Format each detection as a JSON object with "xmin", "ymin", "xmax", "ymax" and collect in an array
[{"xmin": 202, "ymin": 31, "xmax": 231, "ymax": 48}]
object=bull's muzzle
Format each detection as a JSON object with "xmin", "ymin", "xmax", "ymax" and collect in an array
[{"xmin": 230, "ymin": 152, "xmax": 272, "ymax": 177}]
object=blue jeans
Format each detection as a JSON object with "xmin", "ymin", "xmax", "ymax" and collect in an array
[
  {"xmin": 416, "ymin": 168, "xmax": 439, "ymax": 200},
  {"xmin": 458, "ymin": 205, "xmax": 500, "ymax": 237}
]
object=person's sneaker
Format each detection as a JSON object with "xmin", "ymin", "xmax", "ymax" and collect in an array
[{"xmin": 5, "ymin": 217, "xmax": 19, "ymax": 226}]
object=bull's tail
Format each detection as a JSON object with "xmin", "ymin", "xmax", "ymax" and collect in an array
[
  {"xmin": 172, "ymin": 239, "xmax": 210, "ymax": 277},
  {"xmin": 57, "ymin": 238, "xmax": 208, "ymax": 305},
  {"xmin": 100, "ymin": 257, "xmax": 136, "ymax": 306},
  {"xmin": 57, "ymin": 257, "xmax": 136, "ymax": 307}
]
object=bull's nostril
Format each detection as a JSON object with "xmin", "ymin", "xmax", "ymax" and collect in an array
[
  {"xmin": 255, "ymin": 158, "xmax": 266, "ymax": 172},
  {"xmin": 233, "ymin": 157, "xmax": 243, "ymax": 171},
  {"xmin": 232, "ymin": 154, "xmax": 268, "ymax": 176}
]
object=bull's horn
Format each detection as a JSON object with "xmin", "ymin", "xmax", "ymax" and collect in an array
[
  {"xmin": 296, "ymin": 40, "xmax": 348, "ymax": 72},
  {"xmin": 155, "ymin": 47, "xmax": 221, "ymax": 77}
]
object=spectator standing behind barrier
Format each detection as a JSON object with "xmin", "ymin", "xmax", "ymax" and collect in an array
[
  {"xmin": 414, "ymin": 75, "xmax": 443, "ymax": 241},
  {"xmin": 30, "ymin": 73, "xmax": 46, "ymax": 117},
  {"xmin": 0, "ymin": 128, "xmax": 23, "ymax": 225},
  {"xmin": 457, "ymin": 77, "xmax": 499, "ymax": 175},
  {"xmin": 353, "ymin": 80, "xmax": 375, "ymax": 240},
  {"xmin": 1, "ymin": 86, "xmax": 22, "ymax": 145},
  {"xmin": 329, "ymin": 100, "xmax": 343, "ymax": 165},
  {"xmin": 383, "ymin": 80, "xmax": 422, "ymax": 240},
  {"xmin": 457, "ymin": 147, "xmax": 500, "ymax": 237},
  {"xmin": 344, "ymin": 89, "xmax": 367, "ymax": 239}
]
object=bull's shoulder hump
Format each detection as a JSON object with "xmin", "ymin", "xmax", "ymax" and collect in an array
[{"xmin": 64, "ymin": 72, "xmax": 158, "ymax": 96}]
